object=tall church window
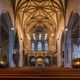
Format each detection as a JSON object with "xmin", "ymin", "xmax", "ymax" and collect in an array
[
  {"xmin": 31, "ymin": 27, "xmax": 49, "ymax": 52},
  {"xmin": 73, "ymin": 44, "xmax": 80, "ymax": 59},
  {"xmin": 44, "ymin": 41, "xmax": 48, "ymax": 51},
  {"xmin": 32, "ymin": 41, "xmax": 35, "ymax": 51},
  {"xmin": 37, "ymin": 41, "xmax": 42, "ymax": 50},
  {"xmin": 71, "ymin": 21, "xmax": 80, "ymax": 59}
]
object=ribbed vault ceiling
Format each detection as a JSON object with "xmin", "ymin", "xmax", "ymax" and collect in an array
[{"xmin": 10, "ymin": 0, "xmax": 68, "ymax": 33}]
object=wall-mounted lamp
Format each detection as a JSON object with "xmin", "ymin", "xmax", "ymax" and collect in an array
[
  {"xmin": 11, "ymin": 27, "xmax": 14, "ymax": 31},
  {"xmin": 51, "ymin": 33, "xmax": 54, "ymax": 36},
  {"xmin": 65, "ymin": 28, "xmax": 68, "ymax": 32}
]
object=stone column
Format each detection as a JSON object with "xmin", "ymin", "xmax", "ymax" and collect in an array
[
  {"xmin": 64, "ymin": 30, "xmax": 67, "ymax": 67},
  {"xmin": 67, "ymin": 29, "xmax": 72, "ymax": 67},
  {"xmin": 27, "ymin": 55, "xmax": 29, "ymax": 66},
  {"xmin": 0, "ymin": 13, "xmax": 1, "ymax": 60},
  {"xmin": 57, "ymin": 39, "xmax": 62, "ymax": 67},
  {"xmin": 64, "ymin": 28, "xmax": 72, "ymax": 67},
  {"xmin": 9, "ymin": 29, "xmax": 15, "ymax": 67},
  {"xmin": 0, "ymin": 23, "xmax": 1, "ymax": 60},
  {"xmin": 19, "ymin": 39, "xmax": 23, "ymax": 67},
  {"xmin": 51, "ymin": 56, "xmax": 53, "ymax": 66}
]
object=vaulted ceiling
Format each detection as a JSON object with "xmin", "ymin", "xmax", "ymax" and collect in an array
[{"xmin": 10, "ymin": 0, "xmax": 68, "ymax": 34}]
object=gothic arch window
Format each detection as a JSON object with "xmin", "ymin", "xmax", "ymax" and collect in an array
[
  {"xmin": 73, "ymin": 44, "xmax": 79, "ymax": 59},
  {"xmin": 44, "ymin": 41, "xmax": 48, "ymax": 51},
  {"xmin": 37, "ymin": 41, "xmax": 42, "ymax": 50},
  {"xmin": 44, "ymin": 57, "xmax": 50, "ymax": 66},
  {"xmin": 32, "ymin": 41, "xmax": 35, "ymax": 51},
  {"xmin": 44, "ymin": 58, "xmax": 49, "ymax": 64},
  {"xmin": 31, "ymin": 27, "xmax": 49, "ymax": 52},
  {"xmin": 71, "ymin": 14, "xmax": 80, "ymax": 59},
  {"xmin": 31, "ymin": 58, "xmax": 36, "ymax": 63},
  {"xmin": 30, "ymin": 57, "xmax": 36, "ymax": 66}
]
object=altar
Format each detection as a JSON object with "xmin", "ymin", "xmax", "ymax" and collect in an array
[{"xmin": 23, "ymin": 50, "xmax": 57, "ymax": 67}]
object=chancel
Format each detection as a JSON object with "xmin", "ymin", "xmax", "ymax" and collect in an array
[{"xmin": 0, "ymin": 0, "xmax": 80, "ymax": 78}]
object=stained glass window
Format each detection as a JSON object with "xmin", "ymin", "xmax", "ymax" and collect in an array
[
  {"xmin": 31, "ymin": 58, "xmax": 36, "ymax": 62},
  {"xmin": 73, "ymin": 44, "xmax": 80, "ymax": 59},
  {"xmin": 32, "ymin": 42, "xmax": 35, "ymax": 51},
  {"xmin": 44, "ymin": 41, "xmax": 48, "ymax": 51},
  {"xmin": 44, "ymin": 58, "xmax": 49, "ymax": 64},
  {"xmin": 37, "ymin": 41, "xmax": 42, "ymax": 50},
  {"xmin": 31, "ymin": 28, "xmax": 49, "ymax": 52}
]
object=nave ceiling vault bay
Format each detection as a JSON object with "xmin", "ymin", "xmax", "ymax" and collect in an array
[
  {"xmin": 10, "ymin": 0, "xmax": 68, "ymax": 52},
  {"xmin": 11, "ymin": 0, "xmax": 67, "ymax": 31}
]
